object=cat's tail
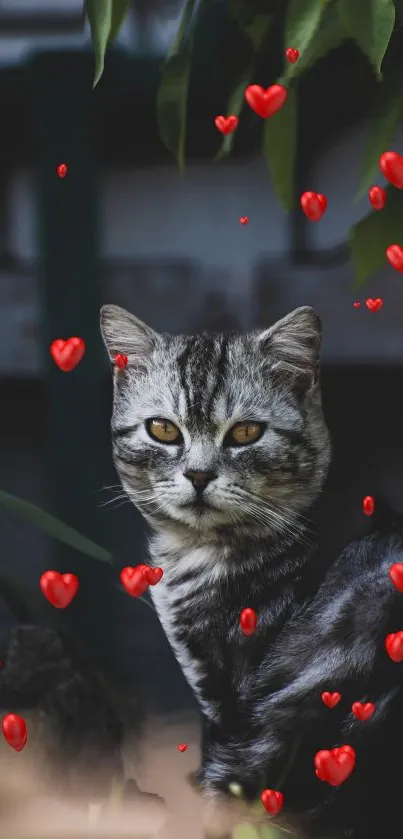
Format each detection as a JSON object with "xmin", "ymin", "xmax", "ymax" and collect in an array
[{"xmin": 370, "ymin": 497, "xmax": 403, "ymax": 535}]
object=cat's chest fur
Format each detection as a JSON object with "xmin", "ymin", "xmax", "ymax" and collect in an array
[{"xmin": 148, "ymin": 531, "xmax": 306, "ymax": 725}]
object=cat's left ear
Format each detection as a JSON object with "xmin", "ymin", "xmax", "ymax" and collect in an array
[
  {"xmin": 100, "ymin": 304, "xmax": 158, "ymax": 373},
  {"xmin": 257, "ymin": 306, "xmax": 321, "ymax": 394}
]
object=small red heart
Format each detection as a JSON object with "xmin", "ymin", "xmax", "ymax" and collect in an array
[
  {"xmin": 177, "ymin": 743, "xmax": 188, "ymax": 752},
  {"xmin": 244, "ymin": 84, "xmax": 287, "ymax": 119},
  {"xmin": 239, "ymin": 607, "xmax": 258, "ymax": 636},
  {"xmin": 314, "ymin": 745, "xmax": 355, "ymax": 787},
  {"xmin": 239, "ymin": 216, "xmax": 249, "ymax": 225},
  {"xmin": 260, "ymin": 789, "xmax": 284, "ymax": 815},
  {"xmin": 285, "ymin": 47, "xmax": 299, "ymax": 64},
  {"xmin": 321, "ymin": 691, "xmax": 341, "ymax": 708},
  {"xmin": 352, "ymin": 701, "xmax": 375, "ymax": 721},
  {"xmin": 389, "ymin": 562, "xmax": 403, "ymax": 593},
  {"xmin": 385, "ymin": 631, "xmax": 403, "ymax": 662},
  {"xmin": 379, "ymin": 151, "xmax": 403, "ymax": 189},
  {"xmin": 120, "ymin": 565, "xmax": 149, "ymax": 598},
  {"xmin": 144, "ymin": 566, "xmax": 164, "ymax": 586},
  {"xmin": 50, "ymin": 337, "xmax": 85, "ymax": 372},
  {"xmin": 353, "ymin": 301, "xmax": 361, "ymax": 308},
  {"xmin": 368, "ymin": 185, "xmax": 386, "ymax": 210},
  {"xmin": 214, "ymin": 115, "xmax": 239, "ymax": 135},
  {"xmin": 365, "ymin": 298, "xmax": 383, "ymax": 312},
  {"xmin": 362, "ymin": 495, "xmax": 375, "ymax": 516},
  {"xmin": 115, "ymin": 353, "xmax": 128, "ymax": 369},
  {"xmin": 2, "ymin": 714, "xmax": 27, "ymax": 751},
  {"xmin": 300, "ymin": 191, "xmax": 327, "ymax": 222},
  {"xmin": 40, "ymin": 571, "xmax": 79, "ymax": 609},
  {"xmin": 386, "ymin": 244, "xmax": 403, "ymax": 273}
]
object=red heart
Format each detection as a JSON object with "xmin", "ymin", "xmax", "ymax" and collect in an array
[
  {"xmin": 285, "ymin": 47, "xmax": 299, "ymax": 64},
  {"xmin": 362, "ymin": 495, "xmax": 375, "ymax": 516},
  {"xmin": 214, "ymin": 115, "xmax": 239, "ymax": 135},
  {"xmin": 379, "ymin": 151, "xmax": 403, "ymax": 189},
  {"xmin": 239, "ymin": 607, "xmax": 258, "ymax": 636},
  {"xmin": 386, "ymin": 244, "xmax": 403, "ymax": 272},
  {"xmin": 353, "ymin": 301, "xmax": 361, "ymax": 308},
  {"xmin": 300, "ymin": 191, "xmax": 327, "ymax": 222},
  {"xmin": 50, "ymin": 337, "xmax": 85, "ymax": 372},
  {"xmin": 389, "ymin": 562, "xmax": 403, "ymax": 593},
  {"xmin": 368, "ymin": 185, "xmax": 386, "ymax": 210},
  {"xmin": 352, "ymin": 702, "xmax": 375, "ymax": 721},
  {"xmin": 2, "ymin": 714, "xmax": 27, "ymax": 752},
  {"xmin": 244, "ymin": 84, "xmax": 287, "ymax": 119},
  {"xmin": 260, "ymin": 789, "xmax": 284, "ymax": 815},
  {"xmin": 321, "ymin": 691, "xmax": 341, "ymax": 708},
  {"xmin": 239, "ymin": 216, "xmax": 249, "ymax": 225},
  {"xmin": 40, "ymin": 571, "xmax": 79, "ymax": 609},
  {"xmin": 365, "ymin": 298, "xmax": 383, "ymax": 312},
  {"xmin": 385, "ymin": 631, "xmax": 403, "ymax": 662},
  {"xmin": 114, "ymin": 353, "xmax": 128, "ymax": 370},
  {"xmin": 314, "ymin": 745, "xmax": 355, "ymax": 787},
  {"xmin": 177, "ymin": 743, "xmax": 188, "ymax": 752},
  {"xmin": 144, "ymin": 566, "xmax": 164, "ymax": 586},
  {"xmin": 120, "ymin": 565, "xmax": 149, "ymax": 598}
]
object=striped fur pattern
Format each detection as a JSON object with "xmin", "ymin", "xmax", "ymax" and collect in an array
[{"xmin": 101, "ymin": 304, "xmax": 403, "ymax": 839}]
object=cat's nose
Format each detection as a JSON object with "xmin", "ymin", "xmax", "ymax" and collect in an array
[{"xmin": 184, "ymin": 470, "xmax": 217, "ymax": 492}]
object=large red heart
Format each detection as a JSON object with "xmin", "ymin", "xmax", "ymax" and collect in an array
[
  {"xmin": 121, "ymin": 564, "xmax": 163, "ymax": 597},
  {"xmin": 389, "ymin": 562, "xmax": 403, "ymax": 593},
  {"xmin": 214, "ymin": 115, "xmax": 239, "ymax": 135},
  {"xmin": 352, "ymin": 702, "xmax": 375, "ymax": 721},
  {"xmin": 300, "ymin": 192, "xmax": 327, "ymax": 222},
  {"xmin": 385, "ymin": 631, "xmax": 403, "ymax": 662},
  {"xmin": 244, "ymin": 84, "xmax": 287, "ymax": 119},
  {"xmin": 314, "ymin": 745, "xmax": 355, "ymax": 787},
  {"xmin": 40, "ymin": 571, "xmax": 79, "ymax": 609},
  {"xmin": 2, "ymin": 714, "xmax": 27, "ymax": 752},
  {"xmin": 386, "ymin": 244, "xmax": 403, "ymax": 272},
  {"xmin": 50, "ymin": 337, "xmax": 85, "ymax": 372},
  {"xmin": 260, "ymin": 788, "xmax": 284, "ymax": 815},
  {"xmin": 321, "ymin": 691, "xmax": 341, "ymax": 708},
  {"xmin": 379, "ymin": 151, "xmax": 403, "ymax": 189}
]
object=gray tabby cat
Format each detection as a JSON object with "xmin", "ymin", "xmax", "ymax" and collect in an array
[{"xmin": 101, "ymin": 304, "xmax": 403, "ymax": 839}]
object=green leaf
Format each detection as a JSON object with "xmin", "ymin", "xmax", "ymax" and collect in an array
[
  {"xmin": 264, "ymin": 86, "xmax": 297, "ymax": 211},
  {"xmin": 232, "ymin": 825, "xmax": 260, "ymax": 839},
  {"xmin": 0, "ymin": 488, "xmax": 112, "ymax": 564},
  {"xmin": 215, "ymin": 11, "xmax": 272, "ymax": 161},
  {"xmin": 156, "ymin": 0, "xmax": 199, "ymax": 171},
  {"xmin": 349, "ymin": 185, "xmax": 403, "ymax": 286},
  {"xmin": 338, "ymin": 0, "xmax": 395, "ymax": 75},
  {"xmin": 108, "ymin": 0, "xmax": 131, "ymax": 46},
  {"xmin": 86, "ymin": 0, "xmax": 113, "ymax": 87},
  {"xmin": 283, "ymin": 3, "xmax": 347, "ymax": 81},
  {"xmin": 356, "ymin": 81, "xmax": 403, "ymax": 200},
  {"xmin": 284, "ymin": 0, "xmax": 326, "ymax": 56}
]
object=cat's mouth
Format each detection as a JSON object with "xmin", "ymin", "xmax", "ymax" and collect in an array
[{"xmin": 181, "ymin": 497, "xmax": 214, "ymax": 513}]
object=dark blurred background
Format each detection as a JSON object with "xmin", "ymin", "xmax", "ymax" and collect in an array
[{"xmin": 0, "ymin": 0, "xmax": 402, "ymax": 718}]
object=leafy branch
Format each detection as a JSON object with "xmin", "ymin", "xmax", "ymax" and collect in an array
[{"xmin": 85, "ymin": 0, "xmax": 403, "ymax": 285}]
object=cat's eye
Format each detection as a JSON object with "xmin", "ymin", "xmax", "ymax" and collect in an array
[
  {"xmin": 224, "ymin": 421, "xmax": 265, "ymax": 447},
  {"xmin": 146, "ymin": 418, "xmax": 183, "ymax": 445}
]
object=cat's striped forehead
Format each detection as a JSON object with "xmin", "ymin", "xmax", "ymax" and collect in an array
[{"xmin": 118, "ymin": 330, "xmax": 299, "ymax": 433}]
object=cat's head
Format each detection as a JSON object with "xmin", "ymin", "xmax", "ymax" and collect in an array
[{"xmin": 100, "ymin": 305, "xmax": 331, "ymax": 541}]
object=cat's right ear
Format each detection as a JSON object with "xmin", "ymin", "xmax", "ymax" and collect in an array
[{"xmin": 100, "ymin": 305, "xmax": 158, "ymax": 372}]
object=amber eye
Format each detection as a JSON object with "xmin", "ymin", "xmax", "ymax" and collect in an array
[
  {"xmin": 146, "ymin": 418, "xmax": 183, "ymax": 444},
  {"xmin": 224, "ymin": 421, "xmax": 265, "ymax": 447}
]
